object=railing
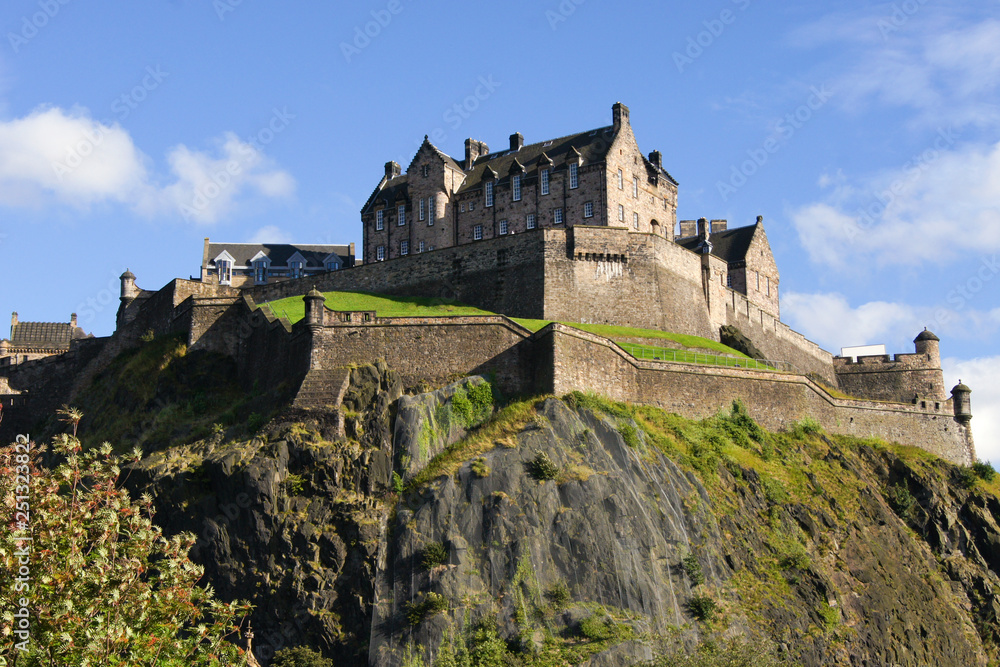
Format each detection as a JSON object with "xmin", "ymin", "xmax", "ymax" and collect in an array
[{"xmin": 617, "ymin": 342, "xmax": 796, "ymax": 373}]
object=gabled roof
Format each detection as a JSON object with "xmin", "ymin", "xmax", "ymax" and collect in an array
[
  {"xmin": 676, "ymin": 223, "xmax": 758, "ymax": 264},
  {"xmin": 10, "ymin": 321, "xmax": 89, "ymax": 350},
  {"xmin": 205, "ymin": 243, "xmax": 354, "ymax": 268},
  {"xmin": 361, "ymin": 174, "xmax": 409, "ymax": 215}
]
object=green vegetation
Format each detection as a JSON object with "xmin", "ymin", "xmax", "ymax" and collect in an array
[
  {"xmin": 405, "ymin": 592, "xmax": 449, "ymax": 625},
  {"xmin": 264, "ymin": 290, "xmax": 493, "ymax": 323},
  {"xmin": 284, "ymin": 472, "xmax": 306, "ymax": 495},
  {"xmin": 272, "ymin": 646, "xmax": 334, "ymax": 667},
  {"xmin": 511, "ymin": 319, "xmax": 748, "ymax": 356},
  {"xmin": 0, "ymin": 432, "xmax": 252, "ymax": 665},
  {"xmin": 682, "ymin": 552, "xmax": 705, "ymax": 586},
  {"xmin": 527, "ymin": 451, "xmax": 560, "ymax": 481},
  {"xmin": 886, "ymin": 483, "xmax": 915, "ymax": 519},
  {"xmin": 470, "ymin": 457, "xmax": 491, "ymax": 478},
  {"xmin": 451, "ymin": 382, "xmax": 494, "ymax": 428},
  {"xmin": 421, "ymin": 542, "xmax": 449, "ymax": 570},
  {"xmin": 956, "ymin": 465, "xmax": 979, "ymax": 489},
  {"xmin": 645, "ymin": 638, "xmax": 800, "ymax": 666},
  {"xmin": 392, "ymin": 471, "xmax": 405, "ymax": 493},
  {"xmin": 544, "ymin": 580, "xmax": 571, "ymax": 610},
  {"xmin": 972, "ymin": 460, "xmax": 997, "ymax": 482},
  {"xmin": 684, "ymin": 595, "xmax": 718, "ymax": 621}
]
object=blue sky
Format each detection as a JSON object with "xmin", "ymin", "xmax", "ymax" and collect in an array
[{"xmin": 0, "ymin": 0, "xmax": 997, "ymax": 460}]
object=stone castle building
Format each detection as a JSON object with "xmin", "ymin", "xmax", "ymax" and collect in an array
[
  {"xmin": 200, "ymin": 240, "xmax": 355, "ymax": 288},
  {"xmin": 0, "ymin": 312, "xmax": 92, "ymax": 366}
]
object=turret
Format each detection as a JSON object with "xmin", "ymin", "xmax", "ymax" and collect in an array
[
  {"xmin": 914, "ymin": 328, "xmax": 941, "ymax": 367},
  {"xmin": 612, "ymin": 102, "xmax": 630, "ymax": 132},
  {"xmin": 952, "ymin": 381, "xmax": 972, "ymax": 424},
  {"xmin": 304, "ymin": 288, "xmax": 326, "ymax": 329},
  {"xmin": 120, "ymin": 269, "xmax": 138, "ymax": 302}
]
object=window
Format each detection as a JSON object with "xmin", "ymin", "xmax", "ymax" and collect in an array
[
  {"xmin": 419, "ymin": 198, "xmax": 425, "ymax": 221},
  {"xmin": 427, "ymin": 196, "xmax": 435, "ymax": 224},
  {"xmin": 326, "ymin": 261, "xmax": 340, "ymax": 272},
  {"xmin": 485, "ymin": 181, "xmax": 494, "ymax": 207},
  {"xmin": 569, "ymin": 164, "xmax": 579, "ymax": 189},
  {"xmin": 469, "ymin": 201, "xmax": 475, "ymax": 211},
  {"xmin": 512, "ymin": 175, "xmax": 521, "ymax": 201},
  {"xmin": 376, "ymin": 209, "xmax": 384, "ymax": 230},
  {"xmin": 217, "ymin": 260, "xmax": 232, "ymax": 285},
  {"xmin": 756, "ymin": 271, "xmax": 760, "ymax": 289},
  {"xmin": 584, "ymin": 202, "xmax": 593, "ymax": 218},
  {"xmin": 397, "ymin": 205, "xmax": 406, "ymax": 226},
  {"xmin": 617, "ymin": 169, "xmax": 623, "ymax": 189},
  {"xmin": 421, "ymin": 165, "xmax": 429, "ymax": 177},
  {"xmin": 376, "ymin": 245, "xmax": 385, "ymax": 261},
  {"xmin": 726, "ymin": 274, "xmax": 732, "ymax": 288},
  {"xmin": 633, "ymin": 176, "xmax": 639, "ymax": 198},
  {"xmin": 499, "ymin": 219, "xmax": 508, "ymax": 235},
  {"xmin": 290, "ymin": 260, "xmax": 303, "ymax": 279},
  {"xmin": 540, "ymin": 169, "xmax": 550, "ymax": 195},
  {"xmin": 474, "ymin": 225, "xmax": 483, "ymax": 240},
  {"xmin": 461, "ymin": 203, "xmax": 466, "ymax": 213},
  {"xmin": 618, "ymin": 204, "xmax": 624, "ymax": 221},
  {"xmin": 766, "ymin": 276, "xmax": 771, "ymax": 296},
  {"xmin": 554, "ymin": 208, "xmax": 564, "ymax": 224},
  {"xmin": 428, "ymin": 245, "xmax": 435, "ymax": 251},
  {"xmin": 418, "ymin": 241, "xmax": 425, "ymax": 253},
  {"xmin": 526, "ymin": 213, "xmax": 536, "ymax": 229},
  {"xmin": 400, "ymin": 240, "xmax": 409, "ymax": 255},
  {"xmin": 633, "ymin": 212, "xmax": 639, "ymax": 229},
  {"xmin": 253, "ymin": 260, "xmax": 268, "ymax": 284}
]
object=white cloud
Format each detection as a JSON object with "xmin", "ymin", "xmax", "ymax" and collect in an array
[
  {"xmin": 943, "ymin": 356, "xmax": 1000, "ymax": 467},
  {"xmin": 0, "ymin": 106, "xmax": 294, "ymax": 223},
  {"xmin": 790, "ymin": 140, "xmax": 1000, "ymax": 268},
  {"xmin": 248, "ymin": 225, "xmax": 292, "ymax": 244}
]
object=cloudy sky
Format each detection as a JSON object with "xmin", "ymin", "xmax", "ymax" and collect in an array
[{"xmin": 0, "ymin": 1, "xmax": 996, "ymax": 461}]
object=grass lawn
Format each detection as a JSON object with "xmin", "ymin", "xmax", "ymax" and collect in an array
[
  {"xmin": 263, "ymin": 290, "xmax": 494, "ymax": 322},
  {"xmin": 511, "ymin": 319, "xmax": 748, "ymax": 357}
]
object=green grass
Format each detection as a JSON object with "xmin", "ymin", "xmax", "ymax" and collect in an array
[
  {"xmin": 511, "ymin": 319, "xmax": 748, "ymax": 356},
  {"xmin": 263, "ymin": 290, "xmax": 493, "ymax": 323}
]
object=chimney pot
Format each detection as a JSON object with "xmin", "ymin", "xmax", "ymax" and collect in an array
[
  {"xmin": 613, "ymin": 102, "xmax": 631, "ymax": 131},
  {"xmin": 384, "ymin": 161, "xmax": 401, "ymax": 179},
  {"xmin": 510, "ymin": 132, "xmax": 524, "ymax": 151}
]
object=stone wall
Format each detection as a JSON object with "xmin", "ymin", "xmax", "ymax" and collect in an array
[
  {"xmin": 835, "ymin": 351, "xmax": 947, "ymax": 404},
  {"xmin": 537, "ymin": 324, "xmax": 974, "ymax": 465}
]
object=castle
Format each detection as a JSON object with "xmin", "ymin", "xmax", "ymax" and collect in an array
[{"xmin": 0, "ymin": 103, "xmax": 976, "ymax": 466}]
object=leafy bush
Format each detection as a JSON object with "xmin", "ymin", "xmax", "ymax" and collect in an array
[
  {"xmin": 404, "ymin": 592, "xmax": 448, "ymax": 625},
  {"xmin": 789, "ymin": 417, "xmax": 823, "ymax": 438},
  {"xmin": 284, "ymin": 472, "xmax": 306, "ymax": 495},
  {"xmin": 620, "ymin": 422, "xmax": 641, "ymax": 449},
  {"xmin": 685, "ymin": 595, "xmax": 718, "ymax": 621},
  {"xmin": 776, "ymin": 536, "xmax": 811, "ymax": 571},
  {"xmin": 0, "ymin": 433, "xmax": 252, "ymax": 665},
  {"xmin": 648, "ymin": 637, "xmax": 798, "ymax": 666},
  {"xmin": 471, "ymin": 456, "xmax": 491, "ymax": 478},
  {"xmin": 762, "ymin": 477, "xmax": 790, "ymax": 505},
  {"xmin": 886, "ymin": 483, "xmax": 915, "ymax": 519},
  {"xmin": 545, "ymin": 580, "xmax": 571, "ymax": 610},
  {"xmin": 972, "ymin": 460, "xmax": 996, "ymax": 481},
  {"xmin": 527, "ymin": 451, "xmax": 560, "ymax": 481},
  {"xmin": 421, "ymin": 541, "xmax": 449, "ymax": 570},
  {"xmin": 451, "ymin": 381, "xmax": 494, "ymax": 429},
  {"xmin": 579, "ymin": 615, "xmax": 620, "ymax": 641},
  {"xmin": 392, "ymin": 471, "xmax": 404, "ymax": 493},
  {"xmin": 272, "ymin": 646, "xmax": 334, "ymax": 667},
  {"xmin": 247, "ymin": 411, "xmax": 267, "ymax": 432},
  {"xmin": 955, "ymin": 465, "xmax": 978, "ymax": 489},
  {"xmin": 682, "ymin": 552, "xmax": 705, "ymax": 586}
]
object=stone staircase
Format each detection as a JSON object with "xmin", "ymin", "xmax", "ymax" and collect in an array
[{"xmin": 292, "ymin": 368, "xmax": 353, "ymax": 436}]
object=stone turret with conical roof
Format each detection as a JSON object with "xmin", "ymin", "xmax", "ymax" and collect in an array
[
  {"xmin": 952, "ymin": 380, "xmax": 972, "ymax": 424},
  {"xmin": 303, "ymin": 287, "xmax": 326, "ymax": 330}
]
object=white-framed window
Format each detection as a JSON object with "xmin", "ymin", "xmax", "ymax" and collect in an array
[
  {"xmin": 617, "ymin": 169, "xmax": 623, "ymax": 189},
  {"xmin": 290, "ymin": 260, "xmax": 304, "ymax": 279},
  {"xmin": 419, "ymin": 198, "xmax": 426, "ymax": 221},
  {"xmin": 217, "ymin": 260, "xmax": 232, "ymax": 285},
  {"xmin": 427, "ymin": 196, "xmax": 435, "ymax": 225},
  {"xmin": 633, "ymin": 176, "xmax": 639, "ymax": 198},
  {"xmin": 584, "ymin": 202, "xmax": 593, "ymax": 218},
  {"xmin": 400, "ymin": 240, "xmax": 409, "ymax": 255},
  {"xmin": 326, "ymin": 261, "xmax": 340, "ymax": 272},
  {"xmin": 474, "ymin": 225, "xmax": 483, "ymax": 240},
  {"xmin": 526, "ymin": 213, "xmax": 536, "ymax": 229},
  {"xmin": 570, "ymin": 163, "xmax": 579, "ymax": 189},
  {"xmin": 726, "ymin": 274, "xmax": 732, "ymax": 288},
  {"xmin": 554, "ymin": 208, "xmax": 564, "ymax": 224},
  {"xmin": 461, "ymin": 203, "xmax": 466, "ymax": 213},
  {"xmin": 540, "ymin": 168, "xmax": 550, "ymax": 195},
  {"xmin": 499, "ymin": 219, "xmax": 508, "ymax": 235},
  {"xmin": 253, "ymin": 260, "xmax": 268, "ymax": 284},
  {"xmin": 376, "ymin": 245, "xmax": 385, "ymax": 261},
  {"xmin": 633, "ymin": 212, "xmax": 639, "ymax": 229},
  {"xmin": 618, "ymin": 204, "xmax": 624, "ymax": 221},
  {"xmin": 421, "ymin": 165, "xmax": 429, "ymax": 177},
  {"xmin": 376, "ymin": 209, "xmax": 384, "ymax": 230},
  {"xmin": 485, "ymin": 181, "xmax": 494, "ymax": 207},
  {"xmin": 397, "ymin": 205, "xmax": 406, "ymax": 226},
  {"xmin": 512, "ymin": 175, "xmax": 521, "ymax": 201},
  {"xmin": 418, "ymin": 241, "xmax": 425, "ymax": 253},
  {"xmin": 469, "ymin": 201, "xmax": 475, "ymax": 211}
]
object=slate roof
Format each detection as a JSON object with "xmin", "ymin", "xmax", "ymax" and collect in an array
[
  {"xmin": 205, "ymin": 243, "xmax": 354, "ymax": 269},
  {"xmin": 676, "ymin": 224, "xmax": 758, "ymax": 264},
  {"xmin": 9, "ymin": 321, "xmax": 89, "ymax": 351},
  {"xmin": 361, "ymin": 175, "xmax": 410, "ymax": 216}
]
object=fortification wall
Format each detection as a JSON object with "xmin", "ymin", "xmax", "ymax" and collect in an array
[
  {"xmin": 309, "ymin": 316, "xmax": 536, "ymax": 395},
  {"xmin": 538, "ymin": 325, "xmax": 974, "ymax": 465},
  {"xmin": 834, "ymin": 353, "xmax": 947, "ymax": 403}
]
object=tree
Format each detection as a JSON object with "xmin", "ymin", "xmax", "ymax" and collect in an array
[
  {"xmin": 0, "ymin": 431, "xmax": 253, "ymax": 666},
  {"xmin": 272, "ymin": 646, "xmax": 334, "ymax": 667}
]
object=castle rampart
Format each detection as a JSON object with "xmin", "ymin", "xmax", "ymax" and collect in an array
[{"xmin": 834, "ymin": 330, "xmax": 947, "ymax": 404}]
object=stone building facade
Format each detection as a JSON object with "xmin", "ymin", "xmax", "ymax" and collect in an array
[
  {"xmin": 0, "ymin": 312, "xmax": 92, "ymax": 366},
  {"xmin": 200, "ymin": 239, "xmax": 355, "ymax": 288}
]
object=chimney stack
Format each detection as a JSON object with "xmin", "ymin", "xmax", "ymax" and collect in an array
[
  {"xmin": 11, "ymin": 312, "xmax": 17, "ymax": 327},
  {"xmin": 384, "ymin": 161, "xmax": 401, "ymax": 180},
  {"xmin": 510, "ymin": 132, "xmax": 524, "ymax": 151},
  {"xmin": 70, "ymin": 313, "xmax": 77, "ymax": 329},
  {"xmin": 697, "ymin": 217, "xmax": 710, "ymax": 241},
  {"xmin": 464, "ymin": 139, "xmax": 489, "ymax": 170},
  {"xmin": 648, "ymin": 151, "xmax": 662, "ymax": 170},
  {"xmin": 612, "ymin": 102, "xmax": 630, "ymax": 132}
]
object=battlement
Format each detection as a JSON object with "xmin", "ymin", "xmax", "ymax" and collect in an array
[{"xmin": 834, "ymin": 329, "xmax": 946, "ymax": 404}]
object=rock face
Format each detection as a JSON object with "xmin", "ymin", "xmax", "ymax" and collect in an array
[
  {"xmin": 104, "ymin": 357, "xmax": 1000, "ymax": 666},
  {"xmin": 720, "ymin": 324, "xmax": 766, "ymax": 361}
]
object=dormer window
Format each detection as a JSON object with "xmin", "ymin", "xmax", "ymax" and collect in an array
[
  {"xmin": 570, "ymin": 164, "xmax": 579, "ymax": 189},
  {"xmin": 326, "ymin": 260, "xmax": 340, "ymax": 272},
  {"xmin": 541, "ymin": 169, "xmax": 550, "ymax": 195},
  {"xmin": 512, "ymin": 175, "xmax": 521, "ymax": 201},
  {"xmin": 217, "ymin": 259, "xmax": 232, "ymax": 285},
  {"xmin": 485, "ymin": 181, "xmax": 494, "ymax": 207},
  {"xmin": 253, "ymin": 259, "xmax": 268, "ymax": 284}
]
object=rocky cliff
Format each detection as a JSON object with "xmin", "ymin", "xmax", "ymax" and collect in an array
[{"xmin": 65, "ymin": 337, "xmax": 1000, "ymax": 666}]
